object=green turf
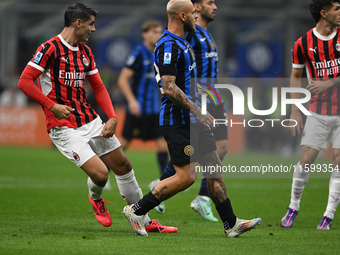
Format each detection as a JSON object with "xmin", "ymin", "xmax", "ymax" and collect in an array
[{"xmin": 0, "ymin": 146, "xmax": 339, "ymax": 254}]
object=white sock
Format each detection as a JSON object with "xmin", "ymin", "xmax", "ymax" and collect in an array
[
  {"xmin": 324, "ymin": 170, "xmax": 340, "ymax": 219},
  {"xmin": 289, "ymin": 162, "xmax": 310, "ymax": 211},
  {"xmin": 87, "ymin": 177, "xmax": 104, "ymax": 201},
  {"xmin": 114, "ymin": 170, "xmax": 151, "ymax": 225},
  {"xmin": 114, "ymin": 169, "xmax": 142, "ymax": 204}
]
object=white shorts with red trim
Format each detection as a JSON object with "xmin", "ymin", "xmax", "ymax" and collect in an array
[
  {"xmin": 49, "ymin": 117, "xmax": 121, "ymax": 167},
  {"xmin": 301, "ymin": 112, "xmax": 340, "ymax": 151}
]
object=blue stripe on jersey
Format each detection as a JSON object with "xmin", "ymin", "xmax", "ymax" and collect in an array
[
  {"xmin": 154, "ymin": 29, "xmax": 199, "ymax": 126},
  {"xmin": 125, "ymin": 44, "xmax": 160, "ymax": 115},
  {"xmin": 186, "ymin": 24, "xmax": 222, "ymax": 105}
]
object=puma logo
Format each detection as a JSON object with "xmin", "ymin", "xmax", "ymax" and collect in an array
[
  {"xmin": 309, "ymin": 47, "xmax": 317, "ymax": 53},
  {"xmin": 61, "ymin": 56, "xmax": 69, "ymax": 64}
]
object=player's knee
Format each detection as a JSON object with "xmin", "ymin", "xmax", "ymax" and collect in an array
[
  {"xmin": 113, "ymin": 155, "xmax": 132, "ymax": 175},
  {"xmin": 187, "ymin": 176, "xmax": 196, "ymax": 186},
  {"xmin": 91, "ymin": 169, "xmax": 108, "ymax": 187},
  {"xmin": 300, "ymin": 157, "xmax": 315, "ymax": 167},
  {"xmin": 218, "ymin": 147, "xmax": 228, "ymax": 160},
  {"xmin": 216, "ymin": 140, "xmax": 228, "ymax": 160},
  {"xmin": 179, "ymin": 175, "xmax": 196, "ymax": 190}
]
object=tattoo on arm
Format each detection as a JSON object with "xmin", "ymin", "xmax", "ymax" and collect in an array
[{"xmin": 162, "ymin": 75, "xmax": 200, "ymax": 115}]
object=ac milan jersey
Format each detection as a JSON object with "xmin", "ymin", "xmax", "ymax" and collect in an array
[
  {"xmin": 28, "ymin": 34, "xmax": 98, "ymax": 130},
  {"xmin": 292, "ymin": 27, "xmax": 340, "ymax": 115}
]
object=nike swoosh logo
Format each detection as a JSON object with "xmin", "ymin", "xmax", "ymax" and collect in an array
[{"xmin": 200, "ymin": 38, "xmax": 206, "ymax": 42}]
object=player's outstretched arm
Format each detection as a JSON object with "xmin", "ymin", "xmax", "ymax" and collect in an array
[
  {"xmin": 117, "ymin": 67, "xmax": 141, "ymax": 116},
  {"xmin": 289, "ymin": 68, "xmax": 304, "ymax": 136},
  {"xmin": 161, "ymin": 74, "xmax": 215, "ymax": 128}
]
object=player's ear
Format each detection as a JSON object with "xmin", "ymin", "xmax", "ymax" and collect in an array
[
  {"xmin": 75, "ymin": 19, "xmax": 82, "ymax": 28},
  {"xmin": 320, "ymin": 9, "xmax": 327, "ymax": 19},
  {"xmin": 179, "ymin": 11, "xmax": 186, "ymax": 22},
  {"xmin": 193, "ymin": 3, "xmax": 201, "ymax": 12}
]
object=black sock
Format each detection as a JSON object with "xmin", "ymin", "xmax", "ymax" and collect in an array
[
  {"xmin": 159, "ymin": 162, "xmax": 175, "ymax": 181},
  {"xmin": 216, "ymin": 198, "xmax": 237, "ymax": 229},
  {"xmin": 131, "ymin": 192, "xmax": 160, "ymax": 216},
  {"xmin": 157, "ymin": 152, "xmax": 168, "ymax": 175},
  {"xmin": 198, "ymin": 178, "xmax": 209, "ymax": 197}
]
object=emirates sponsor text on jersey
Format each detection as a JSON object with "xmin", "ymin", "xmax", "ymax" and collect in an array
[
  {"xmin": 59, "ymin": 70, "xmax": 85, "ymax": 88},
  {"xmin": 311, "ymin": 57, "xmax": 340, "ymax": 76}
]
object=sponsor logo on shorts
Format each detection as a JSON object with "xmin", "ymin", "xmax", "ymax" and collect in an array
[
  {"xmin": 73, "ymin": 151, "xmax": 80, "ymax": 161},
  {"xmin": 184, "ymin": 145, "xmax": 194, "ymax": 156}
]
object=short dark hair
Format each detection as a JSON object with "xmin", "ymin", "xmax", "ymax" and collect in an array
[
  {"xmin": 309, "ymin": 0, "xmax": 340, "ymax": 23},
  {"xmin": 141, "ymin": 20, "xmax": 162, "ymax": 33},
  {"xmin": 191, "ymin": 0, "xmax": 203, "ymax": 4},
  {"xmin": 64, "ymin": 3, "xmax": 97, "ymax": 27}
]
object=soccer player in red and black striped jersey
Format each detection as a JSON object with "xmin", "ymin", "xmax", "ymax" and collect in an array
[
  {"xmin": 18, "ymin": 2, "xmax": 177, "ymax": 233},
  {"xmin": 281, "ymin": 0, "xmax": 340, "ymax": 230}
]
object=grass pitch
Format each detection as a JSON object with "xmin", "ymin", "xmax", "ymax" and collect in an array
[{"xmin": 0, "ymin": 146, "xmax": 339, "ymax": 254}]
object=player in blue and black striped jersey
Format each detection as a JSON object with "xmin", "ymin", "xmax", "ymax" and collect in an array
[
  {"xmin": 118, "ymin": 21, "xmax": 169, "ymax": 177},
  {"xmin": 186, "ymin": 0, "xmax": 228, "ymax": 222},
  {"xmin": 151, "ymin": 0, "xmax": 226, "ymax": 222},
  {"xmin": 123, "ymin": 0, "xmax": 261, "ymax": 238}
]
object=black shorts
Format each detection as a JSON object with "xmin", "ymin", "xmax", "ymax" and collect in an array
[
  {"xmin": 161, "ymin": 124, "xmax": 216, "ymax": 166},
  {"xmin": 207, "ymin": 103, "xmax": 228, "ymax": 141},
  {"xmin": 122, "ymin": 113, "xmax": 162, "ymax": 141}
]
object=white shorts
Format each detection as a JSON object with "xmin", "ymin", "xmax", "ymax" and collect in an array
[
  {"xmin": 49, "ymin": 117, "xmax": 121, "ymax": 167},
  {"xmin": 301, "ymin": 112, "xmax": 340, "ymax": 151}
]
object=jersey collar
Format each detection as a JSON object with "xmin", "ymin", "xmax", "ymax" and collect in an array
[
  {"xmin": 313, "ymin": 27, "xmax": 337, "ymax": 41},
  {"xmin": 165, "ymin": 29, "xmax": 187, "ymax": 42},
  {"xmin": 58, "ymin": 34, "xmax": 79, "ymax": 51},
  {"xmin": 195, "ymin": 24, "xmax": 206, "ymax": 33}
]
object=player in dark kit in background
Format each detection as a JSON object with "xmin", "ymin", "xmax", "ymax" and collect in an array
[
  {"xmin": 17, "ymin": 2, "xmax": 177, "ymax": 233},
  {"xmin": 281, "ymin": 0, "xmax": 340, "ymax": 230},
  {"xmin": 123, "ymin": 0, "xmax": 261, "ymax": 237},
  {"xmin": 186, "ymin": 0, "xmax": 226, "ymax": 221},
  {"xmin": 117, "ymin": 20, "xmax": 168, "ymax": 174}
]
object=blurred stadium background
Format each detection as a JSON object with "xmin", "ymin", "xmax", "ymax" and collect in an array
[
  {"xmin": 0, "ymin": 0, "xmax": 316, "ymax": 154},
  {"xmin": 1, "ymin": 2, "xmax": 339, "ymax": 254}
]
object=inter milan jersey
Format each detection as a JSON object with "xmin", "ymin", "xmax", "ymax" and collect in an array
[
  {"xmin": 28, "ymin": 34, "xmax": 98, "ymax": 130},
  {"xmin": 125, "ymin": 44, "xmax": 160, "ymax": 115},
  {"xmin": 292, "ymin": 27, "xmax": 340, "ymax": 115},
  {"xmin": 154, "ymin": 29, "xmax": 199, "ymax": 126},
  {"xmin": 186, "ymin": 24, "xmax": 222, "ymax": 105}
]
